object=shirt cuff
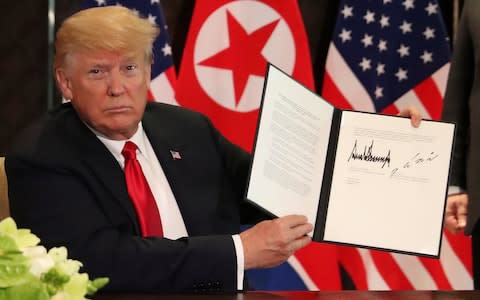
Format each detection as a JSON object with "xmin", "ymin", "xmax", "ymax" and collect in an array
[
  {"xmin": 448, "ymin": 186, "xmax": 466, "ymax": 195},
  {"xmin": 232, "ymin": 234, "xmax": 244, "ymax": 290}
]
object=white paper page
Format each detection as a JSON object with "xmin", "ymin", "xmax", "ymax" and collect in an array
[
  {"xmin": 324, "ymin": 111, "xmax": 454, "ymax": 256},
  {"xmin": 247, "ymin": 65, "xmax": 334, "ymax": 229}
]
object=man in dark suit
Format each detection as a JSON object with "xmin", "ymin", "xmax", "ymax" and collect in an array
[
  {"xmin": 442, "ymin": 0, "xmax": 480, "ymax": 289},
  {"xmin": 6, "ymin": 6, "xmax": 313, "ymax": 292}
]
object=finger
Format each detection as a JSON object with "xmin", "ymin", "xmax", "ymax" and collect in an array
[
  {"xmin": 411, "ymin": 113, "xmax": 421, "ymax": 128},
  {"xmin": 290, "ymin": 222, "xmax": 314, "ymax": 238},
  {"xmin": 278, "ymin": 216, "xmax": 312, "ymax": 241},
  {"xmin": 397, "ymin": 106, "xmax": 421, "ymax": 128},
  {"xmin": 288, "ymin": 235, "xmax": 312, "ymax": 253},
  {"xmin": 273, "ymin": 222, "xmax": 312, "ymax": 244},
  {"xmin": 456, "ymin": 202, "xmax": 468, "ymax": 229},
  {"xmin": 444, "ymin": 217, "xmax": 459, "ymax": 234},
  {"xmin": 278, "ymin": 215, "xmax": 309, "ymax": 228}
]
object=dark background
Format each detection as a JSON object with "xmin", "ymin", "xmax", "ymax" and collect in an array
[{"xmin": 0, "ymin": 0, "xmax": 462, "ymax": 155}]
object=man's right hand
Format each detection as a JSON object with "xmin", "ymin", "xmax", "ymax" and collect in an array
[
  {"xmin": 239, "ymin": 214, "xmax": 313, "ymax": 270},
  {"xmin": 445, "ymin": 193, "xmax": 468, "ymax": 234}
]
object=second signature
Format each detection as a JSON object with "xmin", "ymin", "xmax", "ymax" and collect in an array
[{"xmin": 390, "ymin": 152, "xmax": 439, "ymax": 177}]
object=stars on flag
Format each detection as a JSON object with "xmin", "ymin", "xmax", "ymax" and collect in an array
[
  {"xmin": 376, "ymin": 63, "xmax": 386, "ymax": 76},
  {"xmin": 147, "ymin": 14, "xmax": 157, "ymax": 25},
  {"xmin": 397, "ymin": 44, "xmax": 410, "ymax": 58},
  {"xmin": 374, "ymin": 86, "xmax": 384, "ymax": 99},
  {"xmin": 378, "ymin": 39, "xmax": 388, "ymax": 52},
  {"xmin": 423, "ymin": 27, "xmax": 436, "ymax": 39},
  {"xmin": 379, "ymin": 15, "xmax": 390, "ymax": 28},
  {"xmin": 339, "ymin": 28, "xmax": 352, "ymax": 43},
  {"xmin": 331, "ymin": 0, "xmax": 450, "ymax": 107},
  {"xmin": 359, "ymin": 57, "xmax": 372, "ymax": 71},
  {"xmin": 425, "ymin": 2, "xmax": 438, "ymax": 15},
  {"xmin": 341, "ymin": 5, "xmax": 354, "ymax": 19},
  {"xmin": 162, "ymin": 43, "xmax": 172, "ymax": 56},
  {"xmin": 420, "ymin": 50, "xmax": 433, "ymax": 63},
  {"xmin": 395, "ymin": 68, "xmax": 408, "ymax": 82},
  {"xmin": 399, "ymin": 21, "xmax": 412, "ymax": 34},
  {"xmin": 361, "ymin": 34, "xmax": 374, "ymax": 48},
  {"xmin": 363, "ymin": 10, "xmax": 375, "ymax": 24},
  {"xmin": 402, "ymin": 0, "xmax": 415, "ymax": 11}
]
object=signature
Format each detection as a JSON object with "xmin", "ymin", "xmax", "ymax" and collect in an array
[
  {"xmin": 348, "ymin": 139, "xmax": 391, "ymax": 168},
  {"xmin": 390, "ymin": 152, "xmax": 439, "ymax": 177}
]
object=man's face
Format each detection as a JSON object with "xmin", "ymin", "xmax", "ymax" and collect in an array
[{"xmin": 56, "ymin": 51, "xmax": 151, "ymax": 140}]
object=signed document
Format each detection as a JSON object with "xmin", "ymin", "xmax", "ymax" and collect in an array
[{"xmin": 246, "ymin": 64, "xmax": 455, "ymax": 257}]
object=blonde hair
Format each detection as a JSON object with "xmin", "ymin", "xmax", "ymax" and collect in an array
[{"xmin": 54, "ymin": 6, "xmax": 159, "ymax": 69}]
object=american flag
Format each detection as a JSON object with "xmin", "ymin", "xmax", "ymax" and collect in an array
[
  {"xmin": 81, "ymin": 0, "xmax": 178, "ymax": 105},
  {"xmin": 322, "ymin": 0, "xmax": 473, "ymax": 289}
]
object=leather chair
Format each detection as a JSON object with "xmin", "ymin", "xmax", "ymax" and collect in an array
[{"xmin": 0, "ymin": 157, "xmax": 10, "ymax": 219}]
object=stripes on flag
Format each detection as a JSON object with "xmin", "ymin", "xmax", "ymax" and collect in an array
[
  {"xmin": 322, "ymin": 46, "xmax": 450, "ymax": 120},
  {"xmin": 349, "ymin": 232, "xmax": 473, "ymax": 290},
  {"xmin": 150, "ymin": 66, "xmax": 177, "ymax": 105}
]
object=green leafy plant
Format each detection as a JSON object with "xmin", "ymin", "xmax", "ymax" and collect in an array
[{"xmin": 0, "ymin": 217, "xmax": 108, "ymax": 300}]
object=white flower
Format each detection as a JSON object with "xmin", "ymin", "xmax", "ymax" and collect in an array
[
  {"xmin": 0, "ymin": 218, "xmax": 109, "ymax": 300},
  {"xmin": 48, "ymin": 247, "xmax": 82, "ymax": 276},
  {"xmin": 23, "ymin": 246, "xmax": 55, "ymax": 277},
  {"xmin": 50, "ymin": 291, "xmax": 67, "ymax": 300}
]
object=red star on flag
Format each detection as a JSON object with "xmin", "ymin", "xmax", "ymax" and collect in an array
[
  {"xmin": 177, "ymin": 0, "xmax": 315, "ymax": 152},
  {"xmin": 199, "ymin": 10, "xmax": 280, "ymax": 106}
]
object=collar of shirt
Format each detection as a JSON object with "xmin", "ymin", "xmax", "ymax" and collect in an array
[{"xmin": 89, "ymin": 122, "xmax": 149, "ymax": 169}]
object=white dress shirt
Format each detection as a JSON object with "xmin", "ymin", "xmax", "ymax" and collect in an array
[{"xmin": 92, "ymin": 123, "xmax": 244, "ymax": 289}]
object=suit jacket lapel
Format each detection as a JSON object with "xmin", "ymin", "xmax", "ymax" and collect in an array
[
  {"xmin": 142, "ymin": 107, "xmax": 201, "ymax": 234},
  {"xmin": 63, "ymin": 111, "xmax": 140, "ymax": 233}
]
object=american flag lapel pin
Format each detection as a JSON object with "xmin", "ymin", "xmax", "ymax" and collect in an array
[{"xmin": 170, "ymin": 150, "xmax": 182, "ymax": 160}]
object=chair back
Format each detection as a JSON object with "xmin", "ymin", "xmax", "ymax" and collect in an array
[{"xmin": 0, "ymin": 157, "xmax": 10, "ymax": 220}]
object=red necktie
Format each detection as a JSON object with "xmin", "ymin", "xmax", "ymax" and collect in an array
[{"xmin": 122, "ymin": 141, "xmax": 163, "ymax": 237}]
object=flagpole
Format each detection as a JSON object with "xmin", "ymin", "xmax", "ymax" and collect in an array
[
  {"xmin": 47, "ymin": 0, "xmax": 56, "ymax": 110},
  {"xmin": 452, "ymin": 0, "xmax": 460, "ymax": 43}
]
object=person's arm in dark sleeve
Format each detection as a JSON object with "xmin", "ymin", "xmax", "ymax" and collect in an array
[{"xmin": 6, "ymin": 156, "xmax": 238, "ymax": 293}]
